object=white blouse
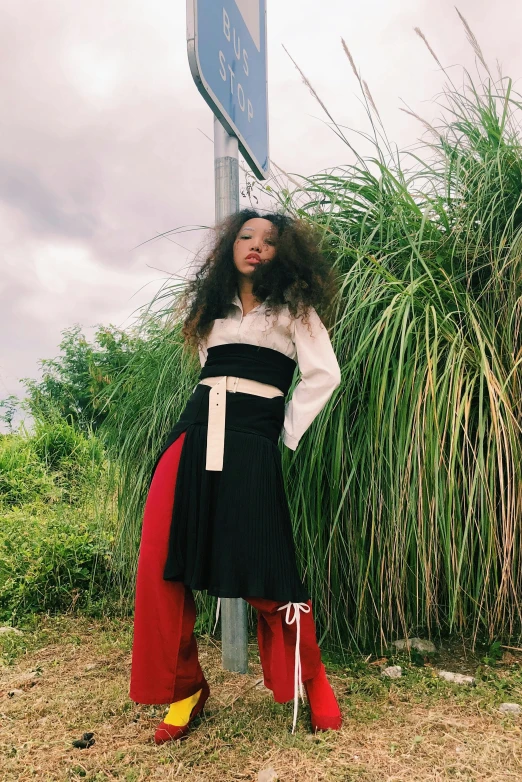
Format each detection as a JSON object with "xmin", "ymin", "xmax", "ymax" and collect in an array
[{"xmin": 197, "ymin": 292, "xmax": 341, "ymax": 450}]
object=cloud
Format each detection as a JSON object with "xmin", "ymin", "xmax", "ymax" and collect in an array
[{"xmin": 0, "ymin": 161, "xmax": 98, "ymax": 239}]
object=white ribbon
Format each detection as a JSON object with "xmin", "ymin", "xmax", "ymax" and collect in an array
[
  {"xmin": 213, "ymin": 598, "xmax": 310, "ymax": 733},
  {"xmin": 277, "ymin": 601, "xmax": 311, "ymax": 734},
  {"xmin": 213, "ymin": 597, "xmax": 221, "ymax": 635}
]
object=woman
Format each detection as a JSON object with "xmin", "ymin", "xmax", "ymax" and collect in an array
[{"xmin": 130, "ymin": 209, "xmax": 343, "ymax": 744}]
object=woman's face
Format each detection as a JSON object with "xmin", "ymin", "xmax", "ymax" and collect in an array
[{"xmin": 233, "ymin": 218, "xmax": 278, "ymax": 278}]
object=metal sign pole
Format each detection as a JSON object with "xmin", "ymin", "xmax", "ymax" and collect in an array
[
  {"xmin": 214, "ymin": 116, "xmax": 239, "ymax": 221},
  {"xmin": 214, "ymin": 115, "xmax": 248, "ymax": 674}
]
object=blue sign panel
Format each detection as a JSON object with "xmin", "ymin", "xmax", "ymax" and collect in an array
[{"xmin": 187, "ymin": 0, "xmax": 269, "ymax": 179}]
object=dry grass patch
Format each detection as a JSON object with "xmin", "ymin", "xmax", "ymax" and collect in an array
[{"xmin": 1, "ymin": 616, "xmax": 522, "ymax": 781}]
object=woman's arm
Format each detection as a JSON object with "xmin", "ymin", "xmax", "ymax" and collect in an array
[{"xmin": 282, "ymin": 307, "xmax": 341, "ymax": 450}]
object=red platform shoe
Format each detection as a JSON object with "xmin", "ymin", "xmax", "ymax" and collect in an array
[
  {"xmin": 304, "ymin": 663, "xmax": 342, "ymax": 732},
  {"xmin": 154, "ymin": 681, "xmax": 210, "ymax": 745}
]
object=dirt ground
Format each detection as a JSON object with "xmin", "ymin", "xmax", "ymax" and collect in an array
[{"xmin": 1, "ymin": 616, "xmax": 522, "ymax": 781}]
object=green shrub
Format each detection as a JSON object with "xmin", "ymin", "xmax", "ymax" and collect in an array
[
  {"xmin": 32, "ymin": 419, "xmax": 105, "ymax": 504},
  {"xmin": 0, "ymin": 420, "xmax": 106, "ymax": 509},
  {"xmin": 0, "ymin": 435, "xmax": 57, "ymax": 507},
  {"xmin": 0, "ymin": 504, "xmax": 114, "ymax": 623}
]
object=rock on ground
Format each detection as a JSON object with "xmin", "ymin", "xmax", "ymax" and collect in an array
[
  {"xmin": 438, "ymin": 670, "xmax": 475, "ymax": 685},
  {"xmin": 258, "ymin": 769, "xmax": 278, "ymax": 782},
  {"xmin": 0, "ymin": 627, "xmax": 23, "ymax": 635},
  {"xmin": 499, "ymin": 703, "xmax": 522, "ymax": 714},
  {"xmin": 382, "ymin": 665, "xmax": 402, "ymax": 678},
  {"xmin": 10, "ymin": 671, "xmax": 40, "ymax": 688},
  {"xmin": 392, "ymin": 637, "xmax": 436, "ymax": 653}
]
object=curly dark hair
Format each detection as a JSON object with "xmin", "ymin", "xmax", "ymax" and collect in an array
[{"xmin": 173, "ymin": 209, "xmax": 339, "ymax": 352}]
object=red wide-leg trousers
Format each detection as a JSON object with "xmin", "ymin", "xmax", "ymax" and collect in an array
[{"xmin": 130, "ymin": 432, "xmax": 322, "ymax": 706}]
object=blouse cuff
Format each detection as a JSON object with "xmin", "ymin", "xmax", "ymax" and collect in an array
[{"xmin": 282, "ymin": 430, "xmax": 299, "ymax": 450}]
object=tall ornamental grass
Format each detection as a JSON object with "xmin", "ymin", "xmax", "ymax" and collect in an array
[{"xmin": 101, "ymin": 19, "xmax": 522, "ymax": 650}]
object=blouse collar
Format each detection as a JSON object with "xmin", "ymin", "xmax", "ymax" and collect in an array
[{"xmin": 232, "ymin": 291, "xmax": 264, "ymax": 314}]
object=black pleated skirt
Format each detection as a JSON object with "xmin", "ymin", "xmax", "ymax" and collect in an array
[{"xmin": 158, "ymin": 383, "xmax": 310, "ymax": 603}]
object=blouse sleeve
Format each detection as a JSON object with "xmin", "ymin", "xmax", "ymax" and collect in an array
[
  {"xmin": 282, "ymin": 307, "xmax": 341, "ymax": 450},
  {"xmin": 191, "ymin": 341, "xmax": 208, "ymax": 393}
]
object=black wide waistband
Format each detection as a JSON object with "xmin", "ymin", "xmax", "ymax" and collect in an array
[
  {"xmin": 157, "ymin": 383, "xmax": 285, "ymax": 467},
  {"xmin": 198, "ymin": 343, "xmax": 296, "ymax": 395}
]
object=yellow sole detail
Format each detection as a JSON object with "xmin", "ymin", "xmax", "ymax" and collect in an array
[{"xmin": 163, "ymin": 688, "xmax": 203, "ymax": 726}]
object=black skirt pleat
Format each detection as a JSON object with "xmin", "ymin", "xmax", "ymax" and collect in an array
[{"xmin": 160, "ymin": 383, "xmax": 309, "ymax": 604}]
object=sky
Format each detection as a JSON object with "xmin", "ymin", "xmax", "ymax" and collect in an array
[{"xmin": 2, "ymin": 0, "xmax": 522, "ymax": 417}]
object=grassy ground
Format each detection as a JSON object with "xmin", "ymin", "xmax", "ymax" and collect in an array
[{"xmin": 1, "ymin": 617, "xmax": 522, "ymax": 781}]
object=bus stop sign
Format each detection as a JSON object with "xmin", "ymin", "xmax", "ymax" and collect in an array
[{"xmin": 187, "ymin": 0, "xmax": 269, "ymax": 179}]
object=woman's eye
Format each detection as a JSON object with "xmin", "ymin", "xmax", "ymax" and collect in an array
[{"xmin": 238, "ymin": 235, "xmax": 275, "ymax": 246}]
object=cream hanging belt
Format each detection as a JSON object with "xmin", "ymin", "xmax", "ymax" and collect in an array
[{"xmin": 198, "ymin": 375, "xmax": 284, "ymax": 471}]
